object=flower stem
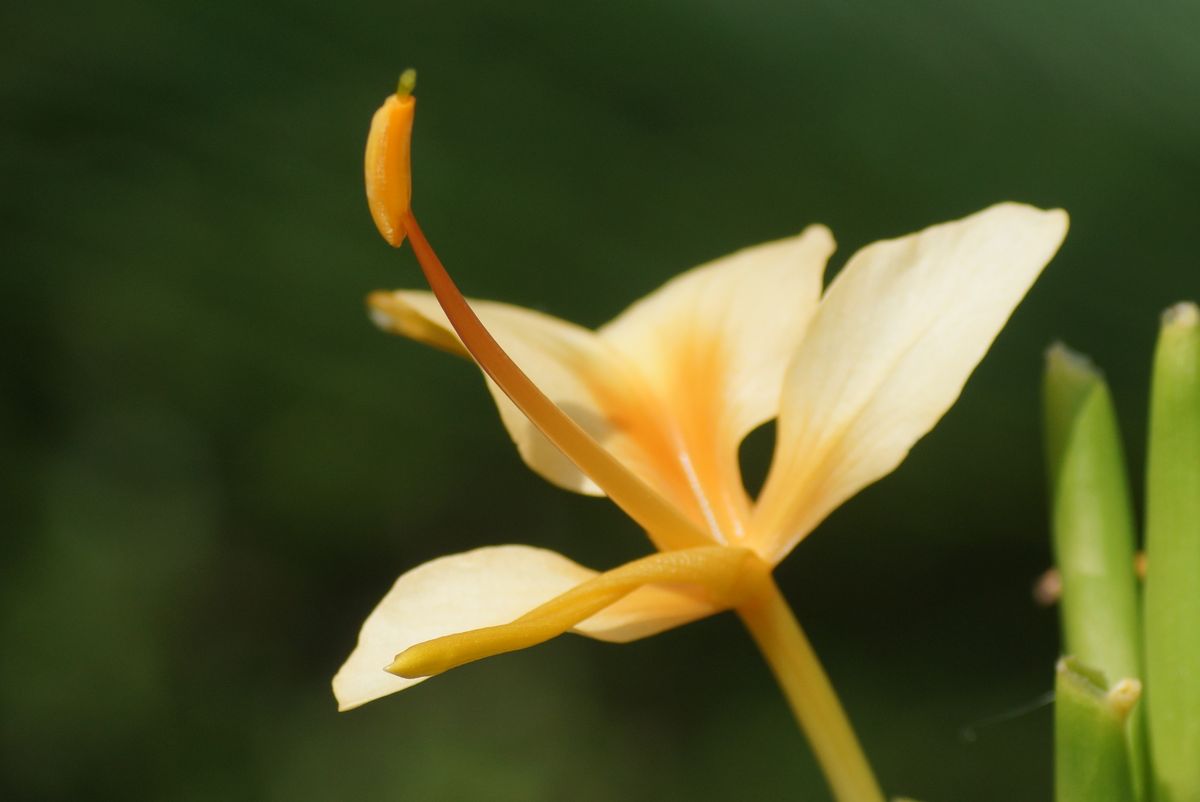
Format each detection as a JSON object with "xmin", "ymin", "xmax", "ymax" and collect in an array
[{"xmin": 737, "ymin": 575, "xmax": 884, "ymax": 802}]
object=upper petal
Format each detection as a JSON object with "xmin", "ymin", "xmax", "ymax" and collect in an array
[
  {"xmin": 369, "ymin": 226, "xmax": 834, "ymax": 538},
  {"xmin": 596, "ymin": 227, "xmax": 835, "ymax": 540},
  {"xmin": 750, "ymin": 203, "xmax": 1069, "ymax": 563},
  {"xmin": 369, "ymin": 290, "xmax": 621, "ymax": 495},
  {"xmin": 332, "ymin": 545, "xmax": 715, "ymax": 710}
]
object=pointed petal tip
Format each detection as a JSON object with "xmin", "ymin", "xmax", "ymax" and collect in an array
[
  {"xmin": 802, "ymin": 222, "xmax": 837, "ymax": 251},
  {"xmin": 332, "ymin": 675, "xmax": 366, "ymax": 713},
  {"xmin": 1047, "ymin": 206, "xmax": 1070, "ymax": 237},
  {"xmin": 985, "ymin": 201, "xmax": 1069, "ymax": 239}
]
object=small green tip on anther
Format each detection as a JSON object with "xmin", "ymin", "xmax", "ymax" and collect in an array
[{"xmin": 397, "ymin": 68, "xmax": 418, "ymax": 97}]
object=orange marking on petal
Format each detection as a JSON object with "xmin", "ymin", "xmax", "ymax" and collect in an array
[
  {"xmin": 584, "ymin": 331, "xmax": 752, "ymax": 544},
  {"xmin": 400, "ymin": 212, "xmax": 712, "ymax": 552}
]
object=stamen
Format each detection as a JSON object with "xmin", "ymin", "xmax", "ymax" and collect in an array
[
  {"xmin": 363, "ymin": 79, "xmax": 711, "ymax": 551},
  {"xmin": 401, "ymin": 212, "xmax": 711, "ymax": 552},
  {"xmin": 364, "ymin": 73, "xmax": 417, "ymax": 248},
  {"xmin": 387, "ymin": 545, "xmax": 768, "ymax": 678}
]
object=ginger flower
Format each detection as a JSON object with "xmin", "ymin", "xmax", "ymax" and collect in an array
[{"xmin": 334, "ymin": 75, "xmax": 1068, "ymax": 802}]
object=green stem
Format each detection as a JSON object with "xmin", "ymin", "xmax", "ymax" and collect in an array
[
  {"xmin": 1043, "ymin": 344, "xmax": 1146, "ymax": 799},
  {"xmin": 1144, "ymin": 302, "xmax": 1200, "ymax": 802},
  {"xmin": 737, "ymin": 574, "xmax": 884, "ymax": 802},
  {"xmin": 1055, "ymin": 657, "xmax": 1140, "ymax": 802}
]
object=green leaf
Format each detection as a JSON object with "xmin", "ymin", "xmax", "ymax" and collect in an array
[
  {"xmin": 1043, "ymin": 343, "xmax": 1141, "ymax": 680},
  {"xmin": 1056, "ymin": 657, "xmax": 1140, "ymax": 802},
  {"xmin": 1144, "ymin": 302, "xmax": 1200, "ymax": 802},
  {"xmin": 1044, "ymin": 344, "xmax": 1146, "ymax": 799}
]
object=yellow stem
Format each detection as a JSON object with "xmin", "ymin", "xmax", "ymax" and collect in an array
[
  {"xmin": 737, "ymin": 575, "xmax": 884, "ymax": 802},
  {"xmin": 401, "ymin": 210, "xmax": 710, "ymax": 552}
]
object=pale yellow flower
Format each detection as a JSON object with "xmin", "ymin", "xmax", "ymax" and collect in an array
[{"xmin": 332, "ymin": 78, "xmax": 1067, "ymax": 801}]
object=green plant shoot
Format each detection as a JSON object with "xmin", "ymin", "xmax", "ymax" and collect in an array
[{"xmin": 1144, "ymin": 302, "xmax": 1200, "ymax": 802}]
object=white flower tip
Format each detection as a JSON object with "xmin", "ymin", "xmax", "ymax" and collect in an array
[
  {"xmin": 802, "ymin": 222, "xmax": 836, "ymax": 252},
  {"xmin": 1035, "ymin": 205, "xmax": 1070, "ymax": 246},
  {"xmin": 1162, "ymin": 301, "xmax": 1200, "ymax": 330},
  {"xmin": 1047, "ymin": 206, "xmax": 1070, "ymax": 227},
  {"xmin": 331, "ymin": 675, "xmax": 361, "ymax": 713},
  {"xmin": 998, "ymin": 202, "xmax": 1069, "ymax": 246}
]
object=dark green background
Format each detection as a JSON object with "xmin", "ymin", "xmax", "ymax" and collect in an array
[{"xmin": 4, "ymin": 1, "xmax": 1198, "ymax": 799}]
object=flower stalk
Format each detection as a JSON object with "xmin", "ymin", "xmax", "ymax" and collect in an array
[{"xmin": 737, "ymin": 575, "xmax": 885, "ymax": 802}]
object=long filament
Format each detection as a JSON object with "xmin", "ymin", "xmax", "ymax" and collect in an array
[{"xmin": 402, "ymin": 210, "xmax": 711, "ymax": 552}]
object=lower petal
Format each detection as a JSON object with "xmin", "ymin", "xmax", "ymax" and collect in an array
[
  {"xmin": 332, "ymin": 544, "xmax": 727, "ymax": 711},
  {"xmin": 387, "ymin": 546, "xmax": 763, "ymax": 681},
  {"xmin": 333, "ymin": 545, "xmax": 592, "ymax": 711}
]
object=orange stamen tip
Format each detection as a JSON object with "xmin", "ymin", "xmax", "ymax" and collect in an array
[{"xmin": 365, "ymin": 74, "xmax": 417, "ymax": 248}]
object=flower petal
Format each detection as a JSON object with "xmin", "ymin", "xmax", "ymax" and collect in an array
[
  {"xmin": 596, "ymin": 227, "xmax": 835, "ymax": 540},
  {"xmin": 368, "ymin": 226, "xmax": 834, "ymax": 538},
  {"xmin": 751, "ymin": 203, "xmax": 1069, "ymax": 563},
  {"xmin": 369, "ymin": 291, "xmax": 621, "ymax": 495},
  {"xmin": 332, "ymin": 545, "xmax": 714, "ymax": 710}
]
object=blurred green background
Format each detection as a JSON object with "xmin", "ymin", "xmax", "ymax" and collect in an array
[{"xmin": 4, "ymin": 0, "xmax": 1199, "ymax": 799}]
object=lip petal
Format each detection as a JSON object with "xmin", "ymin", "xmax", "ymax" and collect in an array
[{"xmin": 332, "ymin": 544, "xmax": 720, "ymax": 710}]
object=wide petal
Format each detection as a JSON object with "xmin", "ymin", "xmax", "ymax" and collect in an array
[
  {"xmin": 751, "ymin": 203, "xmax": 1068, "ymax": 563},
  {"xmin": 369, "ymin": 291, "xmax": 623, "ymax": 495},
  {"xmin": 596, "ymin": 227, "xmax": 835, "ymax": 541},
  {"xmin": 332, "ymin": 545, "xmax": 714, "ymax": 710}
]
